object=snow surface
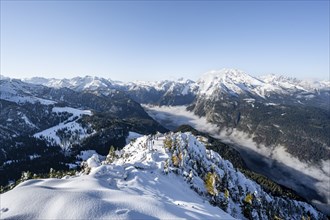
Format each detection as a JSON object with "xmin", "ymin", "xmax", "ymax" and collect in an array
[
  {"xmin": 52, "ymin": 106, "xmax": 92, "ymax": 116},
  {"xmin": 125, "ymin": 131, "xmax": 143, "ymax": 144},
  {"xmin": 77, "ymin": 150, "xmax": 99, "ymax": 161},
  {"xmin": 0, "ymin": 134, "xmax": 235, "ymax": 220}
]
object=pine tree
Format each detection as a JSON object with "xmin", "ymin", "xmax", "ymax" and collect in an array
[
  {"xmin": 163, "ymin": 137, "xmax": 173, "ymax": 150},
  {"xmin": 242, "ymin": 193, "xmax": 254, "ymax": 219},
  {"xmin": 205, "ymin": 172, "xmax": 218, "ymax": 196},
  {"xmin": 172, "ymin": 155, "xmax": 179, "ymax": 167},
  {"xmin": 49, "ymin": 168, "xmax": 55, "ymax": 178},
  {"xmin": 106, "ymin": 145, "xmax": 116, "ymax": 164},
  {"xmin": 20, "ymin": 171, "xmax": 32, "ymax": 181}
]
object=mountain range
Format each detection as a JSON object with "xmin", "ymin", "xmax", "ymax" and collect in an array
[
  {"xmin": 23, "ymin": 68, "xmax": 330, "ymax": 109},
  {"xmin": 1, "ymin": 68, "xmax": 329, "ymax": 217},
  {"xmin": 21, "ymin": 69, "xmax": 330, "ymax": 164}
]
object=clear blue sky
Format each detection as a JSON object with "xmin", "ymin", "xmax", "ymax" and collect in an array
[{"xmin": 1, "ymin": 1, "xmax": 329, "ymax": 81}]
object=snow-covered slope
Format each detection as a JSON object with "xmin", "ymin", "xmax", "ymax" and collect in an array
[
  {"xmin": 1, "ymin": 171, "xmax": 233, "ymax": 219},
  {"xmin": 33, "ymin": 107, "xmax": 93, "ymax": 150},
  {"xmin": 1, "ymin": 132, "xmax": 323, "ymax": 219}
]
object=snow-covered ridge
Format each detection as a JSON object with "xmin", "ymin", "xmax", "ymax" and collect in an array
[
  {"xmin": 0, "ymin": 133, "xmax": 234, "ymax": 220},
  {"xmin": 260, "ymin": 74, "xmax": 330, "ymax": 91},
  {"xmin": 24, "ymin": 75, "xmax": 118, "ymax": 91},
  {"xmin": 22, "ymin": 76, "xmax": 199, "ymax": 99},
  {"xmin": 1, "ymin": 132, "xmax": 323, "ymax": 219},
  {"xmin": 197, "ymin": 69, "xmax": 329, "ymax": 98},
  {"xmin": 127, "ymin": 78, "xmax": 197, "ymax": 95}
]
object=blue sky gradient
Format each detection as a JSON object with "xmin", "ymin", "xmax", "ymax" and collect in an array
[{"xmin": 1, "ymin": 1, "xmax": 329, "ymax": 81}]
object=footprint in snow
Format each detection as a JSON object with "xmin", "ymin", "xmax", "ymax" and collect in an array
[{"xmin": 116, "ymin": 209, "xmax": 129, "ymax": 215}]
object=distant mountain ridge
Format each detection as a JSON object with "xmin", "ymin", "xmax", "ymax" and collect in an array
[
  {"xmin": 22, "ymin": 69, "xmax": 330, "ymax": 108},
  {"xmin": 23, "ymin": 69, "xmax": 330, "ymax": 94}
]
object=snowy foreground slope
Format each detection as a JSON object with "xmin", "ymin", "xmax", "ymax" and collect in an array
[{"xmin": 0, "ymin": 132, "xmax": 324, "ymax": 219}]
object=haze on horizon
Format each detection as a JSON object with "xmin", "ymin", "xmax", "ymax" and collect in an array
[{"xmin": 1, "ymin": 1, "xmax": 329, "ymax": 82}]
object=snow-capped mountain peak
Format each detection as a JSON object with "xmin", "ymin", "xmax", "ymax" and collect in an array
[
  {"xmin": 200, "ymin": 68, "xmax": 257, "ymax": 81},
  {"xmin": 197, "ymin": 68, "xmax": 271, "ymax": 97}
]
